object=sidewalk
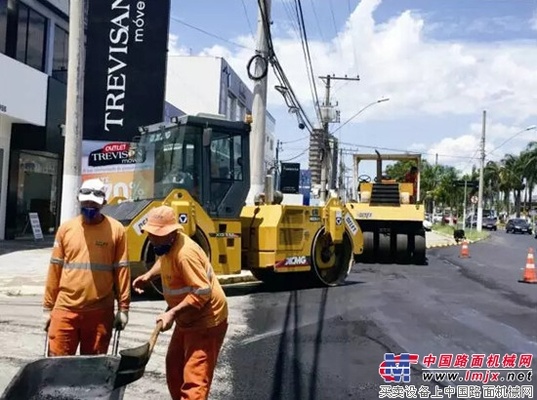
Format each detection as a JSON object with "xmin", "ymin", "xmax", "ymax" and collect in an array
[
  {"xmin": 0, "ymin": 231, "xmax": 458, "ymax": 297},
  {"xmin": 0, "ymin": 244, "xmax": 257, "ymax": 297},
  {"xmin": 425, "ymin": 230, "xmax": 458, "ymax": 249}
]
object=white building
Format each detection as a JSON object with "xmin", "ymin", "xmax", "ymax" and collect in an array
[
  {"xmin": 0, "ymin": 0, "xmax": 70, "ymax": 240},
  {"xmin": 166, "ymin": 56, "xmax": 276, "ymax": 175}
]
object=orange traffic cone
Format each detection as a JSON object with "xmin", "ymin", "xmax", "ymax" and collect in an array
[
  {"xmin": 519, "ymin": 248, "xmax": 537, "ymax": 284},
  {"xmin": 459, "ymin": 239, "xmax": 470, "ymax": 258}
]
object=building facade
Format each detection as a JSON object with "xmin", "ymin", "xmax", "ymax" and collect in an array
[
  {"xmin": 166, "ymin": 56, "xmax": 276, "ymax": 175},
  {"xmin": 0, "ymin": 0, "xmax": 182, "ymax": 240},
  {"xmin": 0, "ymin": 0, "xmax": 70, "ymax": 240}
]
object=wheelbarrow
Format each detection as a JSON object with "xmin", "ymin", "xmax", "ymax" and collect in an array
[{"xmin": 0, "ymin": 322, "xmax": 162, "ymax": 400}]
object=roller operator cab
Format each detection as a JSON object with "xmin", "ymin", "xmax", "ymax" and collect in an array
[
  {"xmin": 102, "ymin": 114, "xmax": 364, "ymax": 294},
  {"xmin": 345, "ymin": 152, "xmax": 426, "ymax": 265}
]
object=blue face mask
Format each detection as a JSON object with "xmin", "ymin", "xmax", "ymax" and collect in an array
[
  {"xmin": 81, "ymin": 207, "xmax": 100, "ymax": 220},
  {"xmin": 153, "ymin": 244, "xmax": 172, "ymax": 256}
]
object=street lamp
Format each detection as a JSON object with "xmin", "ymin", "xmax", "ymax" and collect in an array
[
  {"xmin": 488, "ymin": 125, "xmax": 537, "ymax": 157},
  {"xmin": 331, "ymin": 97, "xmax": 390, "ymax": 135},
  {"xmin": 329, "ymin": 98, "xmax": 390, "ymax": 201}
]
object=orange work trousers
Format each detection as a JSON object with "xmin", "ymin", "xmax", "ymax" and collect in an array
[
  {"xmin": 47, "ymin": 308, "xmax": 114, "ymax": 356},
  {"xmin": 166, "ymin": 320, "xmax": 228, "ymax": 400}
]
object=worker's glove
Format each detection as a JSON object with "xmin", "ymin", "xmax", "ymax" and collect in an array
[
  {"xmin": 114, "ymin": 311, "xmax": 129, "ymax": 331},
  {"xmin": 43, "ymin": 310, "xmax": 51, "ymax": 332}
]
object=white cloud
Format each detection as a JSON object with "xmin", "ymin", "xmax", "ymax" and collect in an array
[
  {"xmin": 531, "ymin": 11, "xmax": 537, "ymax": 31},
  {"xmin": 424, "ymin": 121, "xmax": 537, "ymax": 173},
  {"xmin": 166, "ymin": 0, "xmax": 537, "ymax": 168}
]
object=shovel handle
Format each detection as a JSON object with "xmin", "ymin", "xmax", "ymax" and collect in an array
[{"xmin": 148, "ymin": 320, "xmax": 163, "ymax": 356}]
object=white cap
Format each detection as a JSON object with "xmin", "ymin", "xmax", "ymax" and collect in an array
[{"xmin": 78, "ymin": 178, "xmax": 107, "ymax": 205}]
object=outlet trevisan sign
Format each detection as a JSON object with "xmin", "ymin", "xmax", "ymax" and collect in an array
[{"xmin": 83, "ymin": 0, "xmax": 171, "ymax": 142}]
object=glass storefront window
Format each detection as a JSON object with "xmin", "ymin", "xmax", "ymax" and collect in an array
[
  {"xmin": 52, "ymin": 25, "xmax": 68, "ymax": 83},
  {"xmin": 0, "ymin": 0, "xmax": 7, "ymax": 54},
  {"xmin": 16, "ymin": 151, "xmax": 59, "ymax": 237},
  {"xmin": 16, "ymin": 3, "xmax": 47, "ymax": 72}
]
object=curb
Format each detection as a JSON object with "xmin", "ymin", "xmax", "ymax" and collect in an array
[
  {"xmin": 217, "ymin": 273, "xmax": 258, "ymax": 285},
  {"xmin": 427, "ymin": 242, "xmax": 457, "ymax": 249},
  {"xmin": 428, "ymin": 230, "xmax": 491, "ymax": 249}
]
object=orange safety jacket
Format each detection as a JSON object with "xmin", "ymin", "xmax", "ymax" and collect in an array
[
  {"xmin": 43, "ymin": 215, "xmax": 131, "ymax": 313},
  {"xmin": 159, "ymin": 232, "xmax": 228, "ymax": 331}
]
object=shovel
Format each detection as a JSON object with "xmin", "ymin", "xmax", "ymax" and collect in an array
[{"xmin": 113, "ymin": 320, "xmax": 163, "ymax": 389}]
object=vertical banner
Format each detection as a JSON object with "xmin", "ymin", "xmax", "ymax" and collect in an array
[
  {"xmin": 83, "ymin": 0, "xmax": 171, "ymax": 142},
  {"xmin": 299, "ymin": 169, "xmax": 311, "ymax": 205}
]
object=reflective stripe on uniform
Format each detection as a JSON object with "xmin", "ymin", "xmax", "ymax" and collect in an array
[
  {"xmin": 63, "ymin": 262, "xmax": 114, "ymax": 272},
  {"xmin": 50, "ymin": 257, "xmax": 64, "ymax": 265},
  {"xmin": 163, "ymin": 263, "xmax": 214, "ymax": 297},
  {"xmin": 116, "ymin": 261, "xmax": 129, "ymax": 268},
  {"xmin": 163, "ymin": 285, "xmax": 211, "ymax": 296}
]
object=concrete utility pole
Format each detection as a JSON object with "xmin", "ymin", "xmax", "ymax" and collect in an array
[
  {"xmin": 477, "ymin": 110, "xmax": 486, "ymax": 232},
  {"xmin": 60, "ymin": 0, "xmax": 86, "ymax": 224},
  {"xmin": 319, "ymin": 74, "xmax": 360, "ymax": 203},
  {"xmin": 274, "ymin": 139, "xmax": 282, "ymax": 190},
  {"xmin": 246, "ymin": 0, "xmax": 271, "ymax": 205},
  {"xmin": 338, "ymin": 147, "xmax": 345, "ymax": 200}
]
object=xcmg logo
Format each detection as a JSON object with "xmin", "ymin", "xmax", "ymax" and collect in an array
[{"xmin": 275, "ymin": 256, "xmax": 311, "ymax": 268}]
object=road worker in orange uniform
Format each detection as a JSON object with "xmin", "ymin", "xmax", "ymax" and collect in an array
[
  {"xmin": 43, "ymin": 178, "xmax": 131, "ymax": 356},
  {"xmin": 132, "ymin": 205, "xmax": 228, "ymax": 400},
  {"xmin": 404, "ymin": 166, "xmax": 419, "ymax": 203}
]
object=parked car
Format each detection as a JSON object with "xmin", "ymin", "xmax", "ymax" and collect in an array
[
  {"xmin": 505, "ymin": 218, "xmax": 532, "ymax": 234},
  {"xmin": 423, "ymin": 219, "xmax": 432, "ymax": 231},
  {"xmin": 482, "ymin": 217, "xmax": 498, "ymax": 231}
]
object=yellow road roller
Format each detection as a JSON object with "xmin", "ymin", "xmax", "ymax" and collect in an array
[
  {"xmin": 102, "ymin": 114, "xmax": 364, "ymax": 293},
  {"xmin": 345, "ymin": 151, "xmax": 426, "ymax": 264}
]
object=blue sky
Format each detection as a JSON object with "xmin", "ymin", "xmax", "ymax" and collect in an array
[{"xmin": 166, "ymin": 0, "xmax": 537, "ymax": 177}]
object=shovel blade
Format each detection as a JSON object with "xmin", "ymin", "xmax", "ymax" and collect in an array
[
  {"xmin": 113, "ymin": 343, "xmax": 151, "ymax": 388},
  {"xmin": 114, "ymin": 367, "xmax": 147, "ymax": 389},
  {"xmin": 118, "ymin": 343, "xmax": 151, "ymax": 370}
]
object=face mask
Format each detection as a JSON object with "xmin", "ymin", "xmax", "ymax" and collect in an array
[
  {"xmin": 81, "ymin": 207, "xmax": 100, "ymax": 220},
  {"xmin": 153, "ymin": 244, "xmax": 172, "ymax": 256}
]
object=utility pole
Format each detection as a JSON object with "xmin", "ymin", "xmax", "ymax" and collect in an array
[
  {"xmin": 477, "ymin": 110, "xmax": 486, "ymax": 232},
  {"xmin": 318, "ymin": 74, "xmax": 360, "ymax": 203},
  {"xmin": 462, "ymin": 179, "xmax": 468, "ymax": 230},
  {"xmin": 338, "ymin": 147, "xmax": 345, "ymax": 200},
  {"xmin": 274, "ymin": 139, "xmax": 282, "ymax": 190},
  {"xmin": 60, "ymin": 0, "xmax": 86, "ymax": 223},
  {"xmin": 432, "ymin": 153, "xmax": 438, "ymax": 214},
  {"xmin": 246, "ymin": 0, "xmax": 271, "ymax": 205}
]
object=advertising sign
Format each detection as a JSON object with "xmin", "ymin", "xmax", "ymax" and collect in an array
[
  {"xmin": 280, "ymin": 163, "xmax": 301, "ymax": 194},
  {"xmin": 83, "ymin": 0, "xmax": 171, "ymax": 142},
  {"xmin": 81, "ymin": 140, "xmax": 155, "ymax": 201},
  {"xmin": 299, "ymin": 169, "xmax": 311, "ymax": 205}
]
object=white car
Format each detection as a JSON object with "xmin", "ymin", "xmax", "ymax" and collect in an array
[{"xmin": 423, "ymin": 219, "xmax": 433, "ymax": 231}]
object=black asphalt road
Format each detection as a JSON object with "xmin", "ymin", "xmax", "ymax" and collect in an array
[{"xmin": 223, "ymin": 232, "xmax": 537, "ymax": 400}]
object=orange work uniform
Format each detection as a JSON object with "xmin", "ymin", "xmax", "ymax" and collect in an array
[
  {"xmin": 160, "ymin": 232, "xmax": 228, "ymax": 400},
  {"xmin": 43, "ymin": 215, "xmax": 131, "ymax": 356},
  {"xmin": 404, "ymin": 172, "xmax": 418, "ymax": 202}
]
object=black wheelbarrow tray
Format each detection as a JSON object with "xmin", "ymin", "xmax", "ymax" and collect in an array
[
  {"xmin": 0, "ymin": 354, "xmax": 126, "ymax": 400},
  {"xmin": 0, "ymin": 322, "xmax": 162, "ymax": 400}
]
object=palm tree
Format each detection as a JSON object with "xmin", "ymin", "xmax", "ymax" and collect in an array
[
  {"xmin": 485, "ymin": 161, "xmax": 502, "ymax": 211},
  {"xmin": 522, "ymin": 142, "xmax": 537, "ymax": 212},
  {"xmin": 501, "ymin": 154, "xmax": 525, "ymax": 217}
]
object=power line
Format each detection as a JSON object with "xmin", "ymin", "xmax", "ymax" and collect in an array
[
  {"xmin": 310, "ymin": 0, "xmax": 326, "ymax": 42},
  {"xmin": 281, "ymin": 148, "xmax": 309, "ymax": 162},
  {"xmin": 170, "ymin": 17, "xmax": 254, "ymax": 51},
  {"xmin": 240, "ymin": 0, "xmax": 256, "ymax": 41},
  {"xmin": 281, "ymin": 135, "xmax": 309, "ymax": 144},
  {"xmin": 338, "ymin": 141, "xmax": 479, "ymax": 160},
  {"xmin": 294, "ymin": 0, "xmax": 322, "ymax": 125}
]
